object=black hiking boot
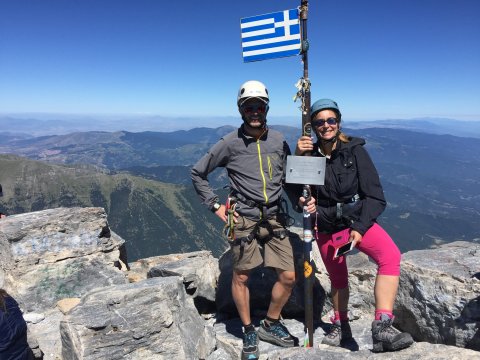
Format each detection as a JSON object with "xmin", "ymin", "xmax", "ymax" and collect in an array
[
  {"xmin": 257, "ymin": 319, "xmax": 295, "ymax": 347},
  {"xmin": 321, "ymin": 319, "xmax": 353, "ymax": 346},
  {"xmin": 241, "ymin": 328, "xmax": 259, "ymax": 360},
  {"xmin": 371, "ymin": 314, "xmax": 414, "ymax": 352}
]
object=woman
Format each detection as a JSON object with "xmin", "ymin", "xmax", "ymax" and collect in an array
[
  {"xmin": 295, "ymin": 99, "xmax": 413, "ymax": 352},
  {"xmin": 0, "ymin": 289, "xmax": 31, "ymax": 359}
]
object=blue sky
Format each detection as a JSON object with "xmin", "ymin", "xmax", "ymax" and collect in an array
[{"xmin": 1, "ymin": 0, "xmax": 479, "ymax": 123}]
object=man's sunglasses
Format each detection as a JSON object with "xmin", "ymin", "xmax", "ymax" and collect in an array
[
  {"xmin": 242, "ymin": 104, "xmax": 267, "ymax": 114},
  {"xmin": 311, "ymin": 117, "xmax": 337, "ymax": 127}
]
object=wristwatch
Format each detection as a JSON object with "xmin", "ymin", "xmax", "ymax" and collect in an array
[{"xmin": 211, "ymin": 202, "xmax": 221, "ymax": 213}]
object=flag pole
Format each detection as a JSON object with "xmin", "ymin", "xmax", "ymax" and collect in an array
[{"xmin": 299, "ymin": 0, "xmax": 314, "ymax": 348}]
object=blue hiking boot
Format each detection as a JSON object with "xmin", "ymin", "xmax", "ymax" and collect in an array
[
  {"xmin": 241, "ymin": 328, "xmax": 259, "ymax": 360},
  {"xmin": 257, "ymin": 319, "xmax": 295, "ymax": 347}
]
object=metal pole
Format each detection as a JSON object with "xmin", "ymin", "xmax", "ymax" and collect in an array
[
  {"xmin": 300, "ymin": 0, "xmax": 311, "ymax": 140},
  {"xmin": 300, "ymin": 0, "xmax": 314, "ymax": 348}
]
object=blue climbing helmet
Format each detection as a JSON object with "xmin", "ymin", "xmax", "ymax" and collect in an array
[{"xmin": 310, "ymin": 99, "xmax": 342, "ymax": 122}]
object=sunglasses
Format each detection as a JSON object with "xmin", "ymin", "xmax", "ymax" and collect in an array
[
  {"xmin": 311, "ymin": 117, "xmax": 337, "ymax": 127},
  {"xmin": 242, "ymin": 104, "xmax": 267, "ymax": 114}
]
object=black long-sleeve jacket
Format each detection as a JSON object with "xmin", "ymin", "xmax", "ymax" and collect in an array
[
  {"xmin": 0, "ymin": 296, "xmax": 29, "ymax": 360},
  {"xmin": 311, "ymin": 136, "xmax": 386, "ymax": 235}
]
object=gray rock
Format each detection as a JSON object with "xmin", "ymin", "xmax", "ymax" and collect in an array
[
  {"xmin": 214, "ymin": 317, "xmax": 480, "ymax": 359},
  {"xmin": 0, "ymin": 207, "xmax": 128, "ymax": 311},
  {"xmin": 3, "ymin": 208, "xmax": 480, "ymax": 359},
  {"xmin": 396, "ymin": 241, "xmax": 480, "ymax": 350},
  {"xmin": 23, "ymin": 312, "xmax": 46, "ymax": 324},
  {"xmin": 0, "ymin": 207, "xmax": 129, "ymax": 360},
  {"xmin": 269, "ymin": 342, "xmax": 480, "ymax": 359},
  {"xmin": 206, "ymin": 347, "xmax": 233, "ymax": 360},
  {"xmin": 147, "ymin": 250, "xmax": 219, "ymax": 312},
  {"xmin": 27, "ymin": 328, "xmax": 44, "ymax": 360},
  {"xmin": 27, "ymin": 308, "xmax": 64, "ymax": 360},
  {"xmin": 60, "ymin": 277, "xmax": 216, "ymax": 360}
]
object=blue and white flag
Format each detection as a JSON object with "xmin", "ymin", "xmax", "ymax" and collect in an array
[{"xmin": 241, "ymin": 8, "xmax": 301, "ymax": 63}]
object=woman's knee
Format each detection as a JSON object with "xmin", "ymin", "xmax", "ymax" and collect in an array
[
  {"xmin": 377, "ymin": 245, "xmax": 401, "ymax": 276},
  {"xmin": 330, "ymin": 274, "xmax": 348, "ymax": 289}
]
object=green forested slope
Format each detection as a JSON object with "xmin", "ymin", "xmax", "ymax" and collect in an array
[{"xmin": 0, "ymin": 154, "xmax": 227, "ymax": 261}]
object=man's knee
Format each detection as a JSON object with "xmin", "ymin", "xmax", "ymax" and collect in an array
[
  {"xmin": 279, "ymin": 270, "xmax": 296, "ymax": 289},
  {"xmin": 232, "ymin": 270, "xmax": 250, "ymax": 286}
]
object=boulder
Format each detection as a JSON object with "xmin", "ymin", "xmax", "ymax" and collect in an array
[
  {"xmin": 146, "ymin": 250, "xmax": 219, "ymax": 313},
  {"xmin": 396, "ymin": 241, "xmax": 480, "ymax": 350},
  {"xmin": 60, "ymin": 277, "xmax": 216, "ymax": 360},
  {"xmin": 0, "ymin": 207, "xmax": 128, "ymax": 311},
  {"xmin": 0, "ymin": 207, "xmax": 129, "ymax": 359}
]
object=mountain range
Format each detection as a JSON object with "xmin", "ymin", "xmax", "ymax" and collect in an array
[
  {"xmin": 1, "ymin": 114, "xmax": 480, "ymax": 137},
  {"xmin": 1, "ymin": 121, "xmax": 480, "ymax": 260}
]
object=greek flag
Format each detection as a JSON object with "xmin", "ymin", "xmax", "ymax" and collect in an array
[{"xmin": 241, "ymin": 8, "xmax": 301, "ymax": 62}]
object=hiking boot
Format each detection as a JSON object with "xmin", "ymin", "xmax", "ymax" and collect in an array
[
  {"xmin": 257, "ymin": 319, "xmax": 295, "ymax": 347},
  {"xmin": 241, "ymin": 328, "xmax": 259, "ymax": 360},
  {"xmin": 371, "ymin": 314, "xmax": 414, "ymax": 352},
  {"xmin": 321, "ymin": 319, "xmax": 353, "ymax": 346}
]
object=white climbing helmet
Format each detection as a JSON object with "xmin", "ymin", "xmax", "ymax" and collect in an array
[{"xmin": 237, "ymin": 80, "xmax": 269, "ymax": 107}]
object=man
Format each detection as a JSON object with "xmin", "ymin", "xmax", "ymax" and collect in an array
[{"xmin": 191, "ymin": 80, "xmax": 296, "ymax": 359}]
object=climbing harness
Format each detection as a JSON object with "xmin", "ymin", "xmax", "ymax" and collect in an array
[
  {"xmin": 224, "ymin": 191, "xmax": 290, "ymax": 248},
  {"xmin": 336, "ymin": 194, "xmax": 360, "ymax": 220}
]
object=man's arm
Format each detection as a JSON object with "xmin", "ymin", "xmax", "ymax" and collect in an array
[{"xmin": 190, "ymin": 139, "xmax": 229, "ymax": 212}]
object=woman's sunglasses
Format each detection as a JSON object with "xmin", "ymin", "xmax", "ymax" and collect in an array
[{"xmin": 311, "ymin": 117, "xmax": 337, "ymax": 127}]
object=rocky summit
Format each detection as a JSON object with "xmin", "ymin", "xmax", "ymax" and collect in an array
[{"xmin": 1, "ymin": 207, "xmax": 479, "ymax": 359}]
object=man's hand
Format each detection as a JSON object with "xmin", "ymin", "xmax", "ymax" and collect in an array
[{"xmin": 214, "ymin": 205, "xmax": 239, "ymax": 223}]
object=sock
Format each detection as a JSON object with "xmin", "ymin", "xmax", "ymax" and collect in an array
[
  {"xmin": 375, "ymin": 309, "xmax": 393, "ymax": 320},
  {"xmin": 264, "ymin": 316, "xmax": 279, "ymax": 327},
  {"xmin": 333, "ymin": 311, "xmax": 349, "ymax": 322},
  {"xmin": 243, "ymin": 323, "xmax": 255, "ymax": 333}
]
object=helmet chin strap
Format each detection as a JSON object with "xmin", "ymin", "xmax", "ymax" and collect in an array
[
  {"xmin": 320, "ymin": 135, "xmax": 337, "ymax": 144},
  {"xmin": 319, "ymin": 130, "xmax": 340, "ymax": 145},
  {"xmin": 241, "ymin": 110, "xmax": 268, "ymax": 130}
]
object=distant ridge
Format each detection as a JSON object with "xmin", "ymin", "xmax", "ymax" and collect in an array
[{"xmin": 1, "ymin": 114, "xmax": 479, "ymax": 136}]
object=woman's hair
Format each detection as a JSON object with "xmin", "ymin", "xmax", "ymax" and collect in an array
[
  {"xmin": 0, "ymin": 288, "xmax": 8, "ymax": 312},
  {"xmin": 338, "ymin": 131, "xmax": 350, "ymax": 143}
]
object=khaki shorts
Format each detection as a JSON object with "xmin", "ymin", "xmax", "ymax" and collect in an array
[{"xmin": 230, "ymin": 215, "xmax": 294, "ymax": 272}]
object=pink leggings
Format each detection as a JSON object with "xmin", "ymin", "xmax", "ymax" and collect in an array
[{"xmin": 316, "ymin": 223, "xmax": 401, "ymax": 289}]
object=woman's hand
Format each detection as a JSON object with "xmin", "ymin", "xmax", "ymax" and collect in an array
[
  {"xmin": 349, "ymin": 229, "xmax": 363, "ymax": 246},
  {"xmin": 295, "ymin": 136, "xmax": 314, "ymax": 155},
  {"xmin": 299, "ymin": 196, "xmax": 316, "ymax": 214}
]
